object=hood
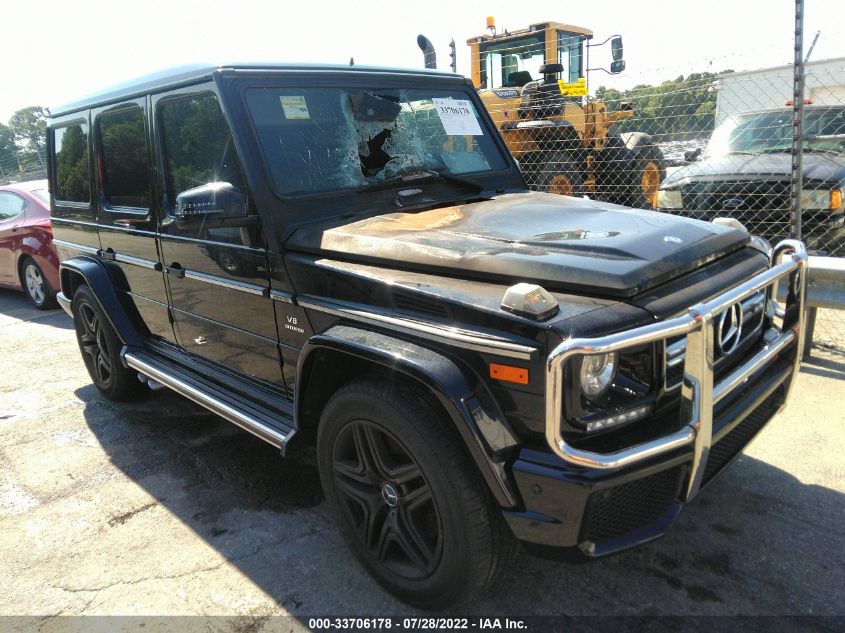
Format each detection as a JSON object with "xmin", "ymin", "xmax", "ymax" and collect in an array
[
  {"xmin": 286, "ymin": 191, "xmax": 749, "ymax": 298},
  {"xmin": 664, "ymin": 152, "xmax": 845, "ymax": 187}
]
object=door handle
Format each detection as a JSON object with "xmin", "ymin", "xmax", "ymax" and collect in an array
[{"xmin": 164, "ymin": 263, "xmax": 185, "ymax": 279}]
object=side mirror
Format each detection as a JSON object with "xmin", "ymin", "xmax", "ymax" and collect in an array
[
  {"xmin": 611, "ymin": 37, "xmax": 624, "ymax": 61},
  {"xmin": 684, "ymin": 147, "xmax": 703, "ymax": 162},
  {"xmin": 610, "ymin": 60, "xmax": 626, "ymax": 74},
  {"xmin": 174, "ymin": 182, "xmax": 248, "ymax": 228}
]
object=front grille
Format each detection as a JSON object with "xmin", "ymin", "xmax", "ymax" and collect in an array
[
  {"xmin": 703, "ymin": 387, "xmax": 784, "ymax": 484},
  {"xmin": 581, "ymin": 466, "xmax": 685, "ymax": 543},
  {"xmin": 663, "ymin": 290, "xmax": 767, "ymax": 391},
  {"xmin": 679, "ymin": 180, "xmax": 791, "ymax": 240}
]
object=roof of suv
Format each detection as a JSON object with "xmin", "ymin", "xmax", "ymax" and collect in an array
[{"xmin": 49, "ymin": 63, "xmax": 463, "ymax": 117}]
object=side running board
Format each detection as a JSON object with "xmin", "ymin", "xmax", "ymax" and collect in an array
[{"xmin": 122, "ymin": 349, "xmax": 295, "ymax": 452}]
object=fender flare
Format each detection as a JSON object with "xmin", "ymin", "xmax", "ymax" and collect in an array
[
  {"xmin": 296, "ymin": 324, "xmax": 522, "ymax": 508},
  {"xmin": 59, "ymin": 256, "xmax": 145, "ymax": 349}
]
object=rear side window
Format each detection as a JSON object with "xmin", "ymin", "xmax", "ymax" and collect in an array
[
  {"xmin": 0, "ymin": 192, "xmax": 25, "ymax": 220},
  {"xmin": 54, "ymin": 123, "xmax": 90, "ymax": 203},
  {"xmin": 98, "ymin": 105, "xmax": 150, "ymax": 208},
  {"xmin": 158, "ymin": 94, "xmax": 247, "ymax": 204}
]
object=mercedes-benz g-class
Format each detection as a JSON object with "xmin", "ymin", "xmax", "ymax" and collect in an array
[{"xmin": 47, "ymin": 63, "xmax": 807, "ymax": 608}]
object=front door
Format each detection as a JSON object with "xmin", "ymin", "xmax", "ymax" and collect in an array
[{"xmin": 153, "ymin": 88, "xmax": 285, "ymax": 389}]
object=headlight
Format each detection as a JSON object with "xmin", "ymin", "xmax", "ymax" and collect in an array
[
  {"xmin": 656, "ymin": 189, "xmax": 683, "ymax": 209},
  {"xmin": 801, "ymin": 189, "xmax": 842, "ymax": 211},
  {"xmin": 580, "ymin": 352, "xmax": 617, "ymax": 399}
]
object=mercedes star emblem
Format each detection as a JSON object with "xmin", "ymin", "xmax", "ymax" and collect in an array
[{"xmin": 717, "ymin": 302, "xmax": 744, "ymax": 355}]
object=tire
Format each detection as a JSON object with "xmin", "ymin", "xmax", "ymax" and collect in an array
[
  {"xmin": 20, "ymin": 257, "xmax": 57, "ymax": 310},
  {"xmin": 623, "ymin": 144, "xmax": 666, "ymax": 209},
  {"xmin": 317, "ymin": 377, "xmax": 515, "ymax": 609},
  {"xmin": 71, "ymin": 285, "xmax": 145, "ymax": 401},
  {"xmin": 523, "ymin": 150, "xmax": 584, "ymax": 197}
]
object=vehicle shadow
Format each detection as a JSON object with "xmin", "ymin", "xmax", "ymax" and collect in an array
[
  {"xmin": 76, "ymin": 384, "xmax": 845, "ymax": 618},
  {"xmin": 0, "ymin": 289, "xmax": 72, "ymax": 330}
]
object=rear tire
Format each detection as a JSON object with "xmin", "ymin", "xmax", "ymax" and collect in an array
[
  {"xmin": 72, "ymin": 285, "xmax": 145, "ymax": 401},
  {"xmin": 623, "ymin": 144, "xmax": 666, "ymax": 209},
  {"xmin": 317, "ymin": 377, "xmax": 515, "ymax": 609},
  {"xmin": 20, "ymin": 257, "xmax": 56, "ymax": 310},
  {"xmin": 523, "ymin": 150, "xmax": 584, "ymax": 198}
]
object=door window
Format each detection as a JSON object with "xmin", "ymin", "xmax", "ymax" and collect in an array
[
  {"xmin": 53, "ymin": 123, "xmax": 90, "ymax": 203},
  {"xmin": 0, "ymin": 192, "xmax": 25, "ymax": 220},
  {"xmin": 98, "ymin": 105, "xmax": 150, "ymax": 209}
]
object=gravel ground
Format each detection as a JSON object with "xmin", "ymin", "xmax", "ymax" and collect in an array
[{"xmin": 0, "ymin": 288, "xmax": 843, "ymax": 630}]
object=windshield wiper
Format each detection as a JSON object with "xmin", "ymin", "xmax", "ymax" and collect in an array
[{"xmin": 357, "ymin": 169, "xmax": 485, "ymax": 193}]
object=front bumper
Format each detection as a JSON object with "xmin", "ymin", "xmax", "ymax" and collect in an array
[{"xmin": 504, "ymin": 239, "xmax": 807, "ymax": 555}]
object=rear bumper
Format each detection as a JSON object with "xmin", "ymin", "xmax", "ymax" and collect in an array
[{"xmin": 505, "ymin": 357, "xmax": 791, "ymax": 555}]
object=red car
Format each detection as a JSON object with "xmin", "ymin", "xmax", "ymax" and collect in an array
[{"xmin": 0, "ymin": 180, "xmax": 60, "ymax": 309}]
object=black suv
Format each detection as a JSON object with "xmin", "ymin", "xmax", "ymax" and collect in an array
[{"xmin": 47, "ymin": 63, "xmax": 807, "ymax": 608}]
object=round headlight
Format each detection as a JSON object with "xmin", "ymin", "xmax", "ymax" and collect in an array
[{"xmin": 580, "ymin": 352, "xmax": 617, "ymax": 398}]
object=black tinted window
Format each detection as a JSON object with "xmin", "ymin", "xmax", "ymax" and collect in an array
[
  {"xmin": 54, "ymin": 123, "xmax": 90, "ymax": 203},
  {"xmin": 98, "ymin": 105, "xmax": 149, "ymax": 208},
  {"xmin": 159, "ymin": 94, "xmax": 246, "ymax": 203}
]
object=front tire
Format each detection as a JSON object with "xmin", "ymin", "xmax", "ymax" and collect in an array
[
  {"xmin": 20, "ymin": 257, "xmax": 56, "ymax": 310},
  {"xmin": 624, "ymin": 144, "xmax": 666, "ymax": 209},
  {"xmin": 317, "ymin": 378, "xmax": 514, "ymax": 609},
  {"xmin": 523, "ymin": 150, "xmax": 584, "ymax": 197},
  {"xmin": 72, "ymin": 285, "xmax": 145, "ymax": 401}
]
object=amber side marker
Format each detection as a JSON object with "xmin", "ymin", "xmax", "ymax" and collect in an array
[{"xmin": 489, "ymin": 363, "xmax": 529, "ymax": 385}]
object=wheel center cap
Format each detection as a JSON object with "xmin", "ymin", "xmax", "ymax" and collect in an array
[{"xmin": 381, "ymin": 483, "xmax": 399, "ymax": 507}]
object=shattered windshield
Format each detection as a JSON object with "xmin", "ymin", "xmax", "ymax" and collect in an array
[{"xmin": 245, "ymin": 87, "xmax": 508, "ymax": 196}]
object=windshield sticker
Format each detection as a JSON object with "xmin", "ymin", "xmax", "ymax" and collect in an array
[
  {"xmin": 279, "ymin": 96, "xmax": 310, "ymax": 120},
  {"xmin": 432, "ymin": 99, "xmax": 483, "ymax": 136}
]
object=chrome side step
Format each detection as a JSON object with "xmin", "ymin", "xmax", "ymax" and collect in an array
[{"xmin": 122, "ymin": 349, "xmax": 295, "ymax": 451}]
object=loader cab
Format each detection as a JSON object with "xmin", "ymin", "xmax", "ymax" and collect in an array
[{"xmin": 469, "ymin": 21, "xmax": 592, "ymax": 91}]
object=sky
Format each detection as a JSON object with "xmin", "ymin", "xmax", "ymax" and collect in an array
[{"xmin": 3, "ymin": 0, "xmax": 844, "ymax": 123}]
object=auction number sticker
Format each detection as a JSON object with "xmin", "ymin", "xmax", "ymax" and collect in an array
[
  {"xmin": 280, "ymin": 95, "xmax": 310, "ymax": 119},
  {"xmin": 432, "ymin": 98, "xmax": 483, "ymax": 136}
]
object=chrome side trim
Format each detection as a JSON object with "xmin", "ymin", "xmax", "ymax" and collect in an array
[
  {"xmin": 182, "ymin": 269, "xmax": 267, "ymax": 296},
  {"xmin": 298, "ymin": 296, "xmax": 537, "ymax": 360},
  {"xmin": 52, "ymin": 239, "xmax": 99, "ymax": 255},
  {"xmin": 114, "ymin": 252, "xmax": 159, "ymax": 270},
  {"xmin": 123, "ymin": 351, "xmax": 291, "ymax": 449},
  {"xmin": 270, "ymin": 289, "xmax": 295, "ymax": 304},
  {"xmin": 545, "ymin": 239, "xmax": 807, "ymax": 497}
]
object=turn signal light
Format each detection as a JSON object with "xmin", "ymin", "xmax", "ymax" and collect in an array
[
  {"xmin": 831, "ymin": 189, "xmax": 843, "ymax": 210},
  {"xmin": 490, "ymin": 363, "xmax": 528, "ymax": 385}
]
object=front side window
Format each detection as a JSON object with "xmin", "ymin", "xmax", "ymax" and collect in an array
[
  {"xmin": 54, "ymin": 123, "xmax": 90, "ymax": 203},
  {"xmin": 98, "ymin": 105, "xmax": 150, "ymax": 208},
  {"xmin": 0, "ymin": 192, "xmax": 25, "ymax": 220},
  {"xmin": 158, "ymin": 93, "xmax": 247, "ymax": 203},
  {"xmin": 480, "ymin": 34, "xmax": 545, "ymax": 89},
  {"xmin": 245, "ymin": 87, "xmax": 508, "ymax": 196}
]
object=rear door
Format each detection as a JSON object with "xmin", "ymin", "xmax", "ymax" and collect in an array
[
  {"xmin": 153, "ymin": 87, "xmax": 285, "ymax": 389},
  {"xmin": 93, "ymin": 99, "xmax": 175, "ymax": 343}
]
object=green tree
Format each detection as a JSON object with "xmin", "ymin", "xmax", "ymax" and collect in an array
[
  {"xmin": 8, "ymin": 106, "xmax": 48, "ymax": 168},
  {"xmin": 0, "ymin": 123, "xmax": 18, "ymax": 177}
]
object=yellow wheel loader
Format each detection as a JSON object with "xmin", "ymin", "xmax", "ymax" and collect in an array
[{"xmin": 463, "ymin": 19, "xmax": 665, "ymax": 208}]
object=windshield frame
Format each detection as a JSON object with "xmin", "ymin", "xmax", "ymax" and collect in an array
[{"xmin": 236, "ymin": 75, "xmax": 518, "ymax": 202}]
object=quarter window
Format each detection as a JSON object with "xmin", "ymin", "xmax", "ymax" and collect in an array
[
  {"xmin": 0, "ymin": 192, "xmax": 25, "ymax": 220},
  {"xmin": 98, "ymin": 105, "xmax": 150, "ymax": 208},
  {"xmin": 54, "ymin": 123, "xmax": 90, "ymax": 203},
  {"xmin": 158, "ymin": 94, "xmax": 247, "ymax": 204}
]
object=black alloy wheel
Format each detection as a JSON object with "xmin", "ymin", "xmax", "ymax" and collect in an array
[
  {"xmin": 72, "ymin": 285, "xmax": 145, "ymax": 401},
  {"xmin": 331, "ymin": 419, "xmax": 443, "ymax": 580},
  {"xmin": 318, "ymin": 378, "xmax": 516, "ymax": 608}
]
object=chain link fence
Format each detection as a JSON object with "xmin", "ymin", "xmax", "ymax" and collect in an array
[
  {"xmin": 0, "ymin": 147, "xmax": 47, "ymax": 185},
  {"xmin": 467, "ymin": 15, "xmax": 844, "ymax": 354}
]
